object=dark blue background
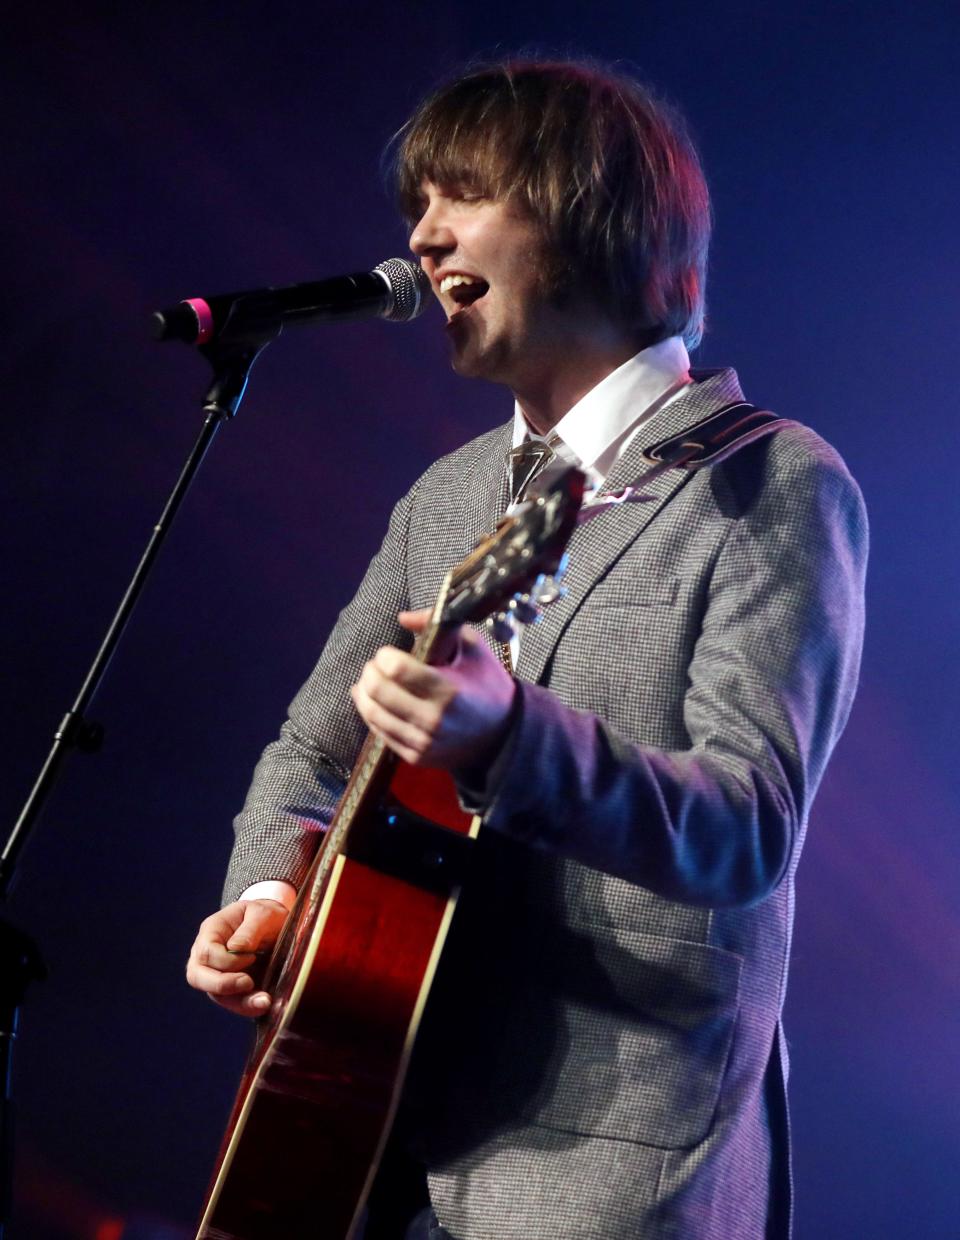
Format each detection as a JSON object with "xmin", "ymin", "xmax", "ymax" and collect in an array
[{"xmin": 3, "ymin": 3, "xmax": 958, "ymax": 1236}]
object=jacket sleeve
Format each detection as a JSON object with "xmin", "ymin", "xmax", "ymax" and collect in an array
[
  {"xmin": 221, "ymin": 484, "xmax": 416, "ymax": 906},
  {"xmin": 471, "ymin": 440, "xmax": 868, "ymax": 908}
]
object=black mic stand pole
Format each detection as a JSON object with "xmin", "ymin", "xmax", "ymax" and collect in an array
[{"xmin": 0, "ymin": 309, "xmax": 281, "ymax": 1237}]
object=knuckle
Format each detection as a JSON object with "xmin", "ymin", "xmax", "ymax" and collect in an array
[
  {"xmin": 377, "ymin": 647, "xmax": 401, "ymax": 677},
  {"xmin": 405, "ymin": 738, "xmax": 429, "ymax": 765}
]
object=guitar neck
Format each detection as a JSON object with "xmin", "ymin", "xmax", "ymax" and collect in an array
[{"xmin": 298, "ymin": 577, "xmax": 456, "ymax": 897}]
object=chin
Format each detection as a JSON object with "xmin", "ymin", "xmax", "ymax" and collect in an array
[
  {"xmin": 449, "ymin": 351, "xmax": 484, "ymax": 380},
  {"xmin": 447, "ymin": 336, "xmax": 512, "ymax": 387},
  {"xmin": 447, "ymin": 339, "xmax": 486, "ymax": 380}
]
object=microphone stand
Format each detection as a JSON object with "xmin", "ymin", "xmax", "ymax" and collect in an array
[{"xmin": 0, "ymin": 308, "xmax": 281, "ymax": 1237}]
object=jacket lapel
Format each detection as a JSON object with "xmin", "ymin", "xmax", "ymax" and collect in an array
[
  {"xmin": 515, "ymin": 368, "xmax": 746, "ymax": 685},
  {"xmin": 471, "ymin": 423, "xmax": 513, "ymax": 547}
]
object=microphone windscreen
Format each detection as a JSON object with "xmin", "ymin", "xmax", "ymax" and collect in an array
[{"xmin": 374, "ymin": 258, "xmax": 432, "ymax": 322}]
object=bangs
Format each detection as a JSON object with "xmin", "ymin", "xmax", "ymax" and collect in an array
[{"xmin": 395, "ymin": 74, "xmax": 541, "ymax": 221}]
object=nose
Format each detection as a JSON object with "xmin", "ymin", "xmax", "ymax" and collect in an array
[{"xmin": 409, "ymin": 197, "xmax": 455, "ymax": 259}]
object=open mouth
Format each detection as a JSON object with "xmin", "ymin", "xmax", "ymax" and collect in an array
[{"xmin": 439, "ymin": 273, "xmax": 489, "ymax": 309}]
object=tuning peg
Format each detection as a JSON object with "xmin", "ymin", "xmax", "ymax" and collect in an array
[
  {"xmin": 486, "ymin": 612, "xmax": 517, "ymax": 643},
  {"xmin": 509, "ymin": 594, "xmax": 542, "ymax": 625},
  {"xmin": 531, "ymin": 574, "xmax": 567, "ymax": 606}
]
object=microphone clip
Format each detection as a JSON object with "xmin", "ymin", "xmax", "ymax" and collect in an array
[{"xmin": 193, "ymin": 294, "xmax": 286, "ymax": 419}]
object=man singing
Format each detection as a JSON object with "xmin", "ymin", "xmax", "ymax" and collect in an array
[{"xmin": 187, "ymin": 59, "xmax": 867, "ymax": 1238}]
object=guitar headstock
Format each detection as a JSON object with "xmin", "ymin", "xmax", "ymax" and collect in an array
[{"xmin": 436, "ymin": 467, "xmax": 585, "ymax": 639}]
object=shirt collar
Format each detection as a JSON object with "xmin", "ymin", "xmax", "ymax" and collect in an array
[{"xmin": 511, "ymin": 336, "xmax": 691, "ymax": 473}]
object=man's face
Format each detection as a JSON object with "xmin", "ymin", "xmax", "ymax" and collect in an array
[{"xmin": 409, "ymin": 180, "xmax": 570, "ymax": 392}]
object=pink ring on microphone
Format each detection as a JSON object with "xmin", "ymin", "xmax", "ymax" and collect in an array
[{"xmin": 184, "ymin": 297, "xmax": 215, "ymax": 345}]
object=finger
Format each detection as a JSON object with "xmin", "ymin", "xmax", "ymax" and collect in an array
[
  {"xmin": 190, "ymin": 921, "xmax": 256, "ymax": 975},
  {"xmin": 369, "ymin": 647, "xmax": 445, "ymax": 698},
  {"xmin": 197, "ymin": 939, "xmax": 258, "ymax": 973},
  {"xmin": 456, "ymin": 623, "xmax": 481, "ymax": 651},
  {"xmin": 351, "ymin": 683, "xmax": 435, "ymax": 761},
  {"xmin": 354, "ymin": 675, "xmax": 434, "ymax": 739},
  {"xmin": 397, "ymin": 608, "xmax": 433, "ymax": 633},
  {"xmin": 197, "ymin": 903, "xmax": 248, "ymax": 947},
  {"xmin": 208, "ymin": 990, "xmax": 274, "ymax": 1019},
  {"xmin": 225, "ymin": 900, "xmax": 288, "ymax": 953},
  {"xmin": 397, "ymin": 614, "xmax": 460, "ymax": 665},
  {"xmin": 368, "ymin": 725, "xmax": 431, "ymax": 767},
  {"xmin": 454, "ymin": 623, "xmax": 502, "ymax": 666},
  {"xmin": 186, "ymin": 955, "xmax": 257, "ymax": 997},
  {"xmin": 358, "ymin": 664, "xmax": 446, "ymax": 728}
]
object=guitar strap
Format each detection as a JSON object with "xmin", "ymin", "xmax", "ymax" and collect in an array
[
  {"xmin": 637, "ymin": 400, "xmax": 788, "ymax": 477},
  {"xmin": 568, "ymin": 401, "xmax": 788, "ymax": 521}
]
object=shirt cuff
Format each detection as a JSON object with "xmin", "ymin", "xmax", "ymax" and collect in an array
[{"xmin": 238, "ymin": 880, "xmax": 297, "ymax": 911}]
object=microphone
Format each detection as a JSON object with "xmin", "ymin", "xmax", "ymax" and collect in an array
[{"xmin": 151, "ymin": 257, "xmax": 432, "ymax": 345}]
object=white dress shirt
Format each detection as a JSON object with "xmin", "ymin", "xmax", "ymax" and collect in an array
[{"xmin": 511, "ymin": 334, "xmax": 691, "ymax": 491}]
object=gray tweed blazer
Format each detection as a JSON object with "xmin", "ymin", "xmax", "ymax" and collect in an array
[{"xmin": 224, "ymin": 367, "xmax": 868, "ymax": 1240}]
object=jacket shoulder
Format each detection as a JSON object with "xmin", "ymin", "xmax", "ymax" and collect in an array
[{"xmin": 716, "ymin": 417, "xmax": 866, "ymax": 522}]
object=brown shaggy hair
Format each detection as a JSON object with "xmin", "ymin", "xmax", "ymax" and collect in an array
[{"xmin": 394, "ymin": 59, "xmax": 711, "ymax": 349}]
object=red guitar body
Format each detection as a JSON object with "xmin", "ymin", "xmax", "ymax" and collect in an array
[{"xmin": 196, "ymin": 761, "xmax": 476, "ymax": 1240}]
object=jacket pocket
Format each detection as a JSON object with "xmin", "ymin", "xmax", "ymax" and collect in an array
[
  {"xmin": 526, "ymin": 926, "xmax": 742, "ymax": 1149},
  {"xmin": 583, "ymin": 574, "xmax": 680, "ymax": 612}
]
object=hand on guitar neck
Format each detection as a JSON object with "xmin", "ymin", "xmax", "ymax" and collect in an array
[{"xmin": 350, "ymin": 606, "xmax": 517, "ymax": 771}]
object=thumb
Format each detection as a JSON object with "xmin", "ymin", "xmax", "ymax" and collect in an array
[
  {"xmin": 226, "ymin": 900, "xmax": 287, "ymax": 951},
  {"xmin": 454, "ymin": 622, "xmax": 505, "ymax": 670}
]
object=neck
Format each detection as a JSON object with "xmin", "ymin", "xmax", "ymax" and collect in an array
[{"xmin": 512, "ymin": 330, "xmax": 655, "ymax": 435}]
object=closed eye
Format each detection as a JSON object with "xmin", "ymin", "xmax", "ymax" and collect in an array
[{"xmin": 437, "ymin": 180, "xmax": 489, "ymax": 204}]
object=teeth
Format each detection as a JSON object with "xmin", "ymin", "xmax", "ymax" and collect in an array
[{"xmin": 440, "ymin": 274, "xmax": 480, "ymax": 295}]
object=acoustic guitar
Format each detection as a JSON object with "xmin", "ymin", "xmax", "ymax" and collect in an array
[{"xmin": 196, "ymin": 468, "xmax": 584, "ymax": 1240}]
